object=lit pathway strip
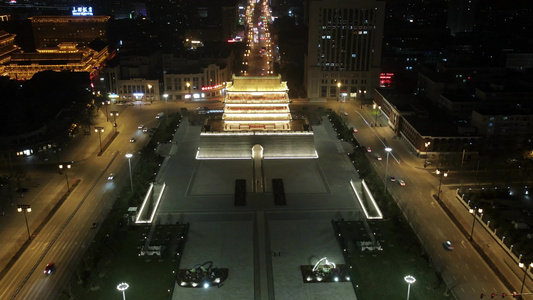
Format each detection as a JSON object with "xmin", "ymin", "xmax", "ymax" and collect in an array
[{"xmin": 350, "ymin": 179, "xmax": 383, "ymax": 219}]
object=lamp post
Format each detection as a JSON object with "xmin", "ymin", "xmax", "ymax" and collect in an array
[
  {"xmin": 102, "ymin": 100, "xmax": 110, "ymax": 121},
  {"xmin": 436, "ymin": 168, "xmax": 448, "ymax": 200},
  {"xmin": 117, "ymin": 282, "xmax": 129, "ymax": 300},
  {"xmin": 17, "ymin": 204, "xmax": 31, "ymax": 240},
  {"xmin": 519, "ymin": 262, "xmax": 533, "ymax": 294},
  {"xmin": 404, "ymin": 275, "xmax": 416, "ymax": 300},
  {"xmin": 186, "ymin": 82, "xmax": 191, "ymax": 95},
  {"xmin": 94, "ymin": 126, "xmax": 104, "ymax": 153},
  {"xmin": 424, "ymin": 142, "xmax": 430, "ymax": 159},
  {"xmin": 384, "ymin": 147, "xmax": 392, "ymax": 191},
  {"xmin": 163, "ymin": 93, "xmax": 168, "ymax": 121},
  {"xmin": 336, "ymin": 82, "xmax": 341, "ymax": 102},
  {"xmin": 110, "ymin": 111, "xmax": 119, "ymax": 133},
  {"xmin": 125, "ymin": 153, "xmax": 133, "ymax": 192},
  {"xmin": 469, "ymin": 207, "xmax": 483, "ymax": 241},
  {"xmin": 58, "ymin": 163, "xmax": 72, "ymax": 192},
  {"xmin": 147, "ymin": 84, "xmax": 153, "ymax": 103},
  {"xmin": 373, "ymin": 104, "xmax": 381, "ymax": 126}
]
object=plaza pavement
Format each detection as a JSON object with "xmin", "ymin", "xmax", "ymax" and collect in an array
[{"xmin": 155, "ymin": 117, "xmax": 362, "ymax": 300}]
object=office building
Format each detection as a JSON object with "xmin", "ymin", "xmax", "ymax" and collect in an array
[{"xmin": 305, "ymin": 0, "xmax": 385, "ymax": 101}]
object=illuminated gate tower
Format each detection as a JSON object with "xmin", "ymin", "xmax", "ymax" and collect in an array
[
  {"xmin": 197, "ymin": 75, "xmax": 317, "ymax": 160},
  {"xmin": 223, "ymin": 75, "xmax": 291, "ymax": 131}
]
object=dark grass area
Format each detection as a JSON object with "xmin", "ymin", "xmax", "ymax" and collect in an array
[
  {"xmin": 334, "ymin": 219, "xmax": 450, "ymax": 300},
  {"xmin": 64, "ymin": 225, "xmax": 179, "ymax": 300}
]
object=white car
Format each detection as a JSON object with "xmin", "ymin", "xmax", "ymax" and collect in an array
[
  {"xmin": 376, "ymin": 155, "xmax": 382, "ymax": 161},
  {"xmin": 137, "ymin": 124, "xmax": 144, "ymax": 129},
  {"xmin": 130, "ymin": 137, "xmax": 136, "ymax": 143},
  {"xmin": 398, "ymin": 180, "xmax": 406, "ymax": 186},
  {"xmin": 443, "ymin": 241, "xmax": 454, "ymax": 250},
  {"xmin": 108, "ymin": 173, "xmax": 115, "ymax": 180}
]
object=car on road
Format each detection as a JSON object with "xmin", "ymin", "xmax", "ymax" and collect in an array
[
  {"xmin": 130, "ymin": 137, "xmax": 136, "ymax": 143},
  {"xmin": 156, "ymin": 112, "xmax": 164, "ymax": 119},
  {"xmin": 138, "ymin": 124, "xmax": 144, "ymax": 129},
  {"xmin": 389, "ymin": 176, "xmax": 396, "ymax": 182},
  {"xmin": 142, "ymin": 127, "xmax": 148, "ymax": 133},
  {"xmin": 376, "ymin": 155, "xmax": 382, "ymax": 160},
  {"xmin": 366, "ymin": 147, "xmax": 372, "ymax": 152},
  {"xmin": 108, "ymin": 173, "xmax": 115, "ymax": 181},
  {"xmin": 343, "ymin": 112, "xmax": 348, "ymax": 116},
  {"xmin": 353, "ymin": 128, "xmax": 358, "ymax": 133},
  {"xmin": 44, "ymin": 263, "xmax": 55, "ymax": 275},
  {"xmin": 91, "ymin": 222, "xmax": 98, "ymax": 229},
  {"xmin": 398, "ymin": 179, "xmax": 406, "ymax": 186},
  {"xmin": 443, "ymin": 241, "xmax": 454, "ymax": 250}
]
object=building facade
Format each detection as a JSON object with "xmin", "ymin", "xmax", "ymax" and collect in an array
[
  {"xmin": 30, "ymin": 15, "xmax": 110, "ymax": 48},
  {"xmin": 306, "ymin": 0, "xmax": 385, "ymax": 101}
]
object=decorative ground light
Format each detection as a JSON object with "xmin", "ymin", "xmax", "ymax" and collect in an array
[
  {"xmin": 177, "ymin": 261, "xmax": 229, "ymax": 288},
  {"xmin": 300, "ymin": 257, "xmax": 351, "ymax": 283}
]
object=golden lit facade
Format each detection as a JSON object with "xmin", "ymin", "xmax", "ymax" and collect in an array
[
  {"xmin": 5, "ymin": 42, "xmax": 108, "ymax": 80},
  {"xmin": 223, "ymin": 75, "xmax": 291, "ymax": 131}
]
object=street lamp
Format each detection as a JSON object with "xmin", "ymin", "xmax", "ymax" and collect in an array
[
  {"xmin": 110, "ymin": 111, "xmax": 119, "ymax": 133},
  {"xmin": 186, "ymin": 82, "xmax": 191, "ymax": 94},
  {"xmin": 163, "ymin": 93, "xmax": 168, "ymax": 120},
  {"xmin": 125, "ymin": 153, "xmax": 133, "ymax": 192},
  {"xmin": 469, "ymin": 207, "xmax": 483, "ymax": 241},
  {"xmin": 404, "ymin": 275, "xmax": 416, "ymax": 300},
  {"xmin": 102, "ymin": 100, "xmax": 110, "ymax": 121},
  {"xmin": 117, "ymin": 282, "xmax": 129, "ymax": 300},
  {"xmin": 519, "ymin": 262, "xmax": 533, "ymax": 294},
  {"xmin": 384, "ymin": 147, "xmax": 392, "ymax": 191},
  {"xmin": 58, "ymin": 163, "xmax": 72, "ymax": 192},
  {"xmin": 336, "ymin": 82, "xmax": 341, "ymax": 102},
  {"xmin": 424, "ymin": 142, "xmax": 431, "ymax": 159},
  {"xmin": 147, "ymin": 84, "xmax": 153, "ymax": 103},
  {"xmin": 17, "ymin": 204, "xmax": 31, "ymax": 240},
  {"xmin": 436, "ymin": 168, "xmax": 448, "ymax": 200},
  {"xmin": 94, "ymin": 126, "xmax": 104, "ymax": 153},
  {"xmin": 373, "ymin": 104, "xmax": 381, "ymax": 126}
]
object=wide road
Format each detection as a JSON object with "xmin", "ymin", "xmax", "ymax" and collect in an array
[{"xmin": 0, "ymin": 102, "xmax": 167, "ymax": 299}]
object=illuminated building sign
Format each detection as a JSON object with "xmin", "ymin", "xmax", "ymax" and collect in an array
[
  {"xmin": 72, "ymin": 6, "xmax": 93, "ymax": 16},
  {"xmin": 379, "ymin": 72, "xmax": 394, "ymax": 87},
  {"xmin": 201, "ymin": 84, "xmax": 223, "ymax": 91}
]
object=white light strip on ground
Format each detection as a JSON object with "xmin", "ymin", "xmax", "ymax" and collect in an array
[
  {"xmin": 135, "ymin": 183, "xmax": 153, "ymax": 223},
  {"xmin": 224, "ymin": 120, "xmax": 290, "ymax": 124},
  {"xmin": 350, "ymin": 179, "xmax": 383, "ymax": 220},
  {"xmin": 265, "ymin": 150, "xmax": 319, "ymax": 159},
  {"xmin": 147, "ymin": 183, "xmax": 165, "ymax": 223}
]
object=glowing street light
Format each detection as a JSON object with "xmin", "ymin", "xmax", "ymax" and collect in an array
[
  {"xmin": 186, "ymin": 82, "xmax": 191, "ymax": 94},
  {"xmin": 384, "ymin": 147, "xmax": 392, "ymax": 191},
  {"xmin": 117, "ymin": 282, "xmax": 129, "ymax": 300},
  {"xmin": 17, "ymin": 204, "xmax": 31, "ymax": 240},
  {"xmin": 519, "ymin": 262, "xmax": 533, "ymax": 294},
  {"xmin": 424, "ymin": 141, "xmax": 431, "ymax": 160},
  {"xmin": 163, "ymin": 93, "xmax": 168, "ymax": 121},
  {"xmin": 469, "ymin": 207, "xmax": 483, "ymax": 241},
  {"xmin": 404, "ymin": 275, "xmax": 416, "ymax": 300},
  {"xmin": 102, "ymin": 100, "xmax": 110, "ymax": 121},
  {"xmin": 125, "ymin": 153, "xmax": 133, "ymax": 192},
  {"xmin": 436, "ymin": 169, "xmax": 448, "ymax": 200},
  {"xmin": 336, "ymin": 82, "xmax": 341, "ymax": 102},
  {"xmin": 94, "ymin": 126, "xmax": 104, "ymax": 153},
  {"xmin": 110, "ymin": 111, "xmax": 119, "ymax": 133},
  {"xmin": 58, "ymin": 163, "xmax": 72, "ymax": 192}
]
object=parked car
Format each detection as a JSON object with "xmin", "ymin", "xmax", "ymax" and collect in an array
[
  {"xmin": 91, "ymin": 222, "xmax": 98, "ymax": 229},
  {"xmin": 366, "ymin": 147, "xmax": 372, "ymax": 152},
  {"xmin": 142, "ymin": 127, "xmax": 148, "ymax": 133},
  {"xmin": 156, "ymin": 112, "xmax": 164, "ymax": 119},
  {"xmin": 376, "ymin": 155, "xmax": 382, "ymax": 160},
  {"xmin": 137, "ymin": 124, "xmax": 144, "ymax": 129},
  {"xmin": 353, "ymin": 128, "xmax": 358, "ymax": 133},
  {"xmin": 44, "ymin": 263, "xmax": 55, "ymax": 275},
  {"xmin": 130, "ymin": 137, "xmax": 136, "ymax": 143},
  {"xmin": 389, "ymin": 176, "xmax": 396, "ymax": 182},
  {"xmin": 398, "ymin": 179, "xmax": 406, "ymax": 186},
  {"xmin": 108, "ymin": 173, "xmax": 115, "ymax": 180}
]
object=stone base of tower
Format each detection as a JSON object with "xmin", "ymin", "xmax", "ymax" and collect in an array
[{"xmin": 196, "ymin": 131, "xmax": 318, "ymax": 159}]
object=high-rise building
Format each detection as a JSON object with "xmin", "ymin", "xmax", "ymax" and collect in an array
[
  {"xmin": 447, "ymin": 0, "xmax": 481, "ymax": 36},
  {"xmin": 305, "ymin": 0, "xmax": 385, "ymax": 101}
]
